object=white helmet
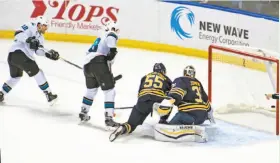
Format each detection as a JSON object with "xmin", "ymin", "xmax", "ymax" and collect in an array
[
  {"xmin": 106, "ymin": 21, "xmax": 119, "ymax": 32},
  {"xmin": 184, "ymin": 65, "xmax": 196, "ymax": 77},
  {"xmin": 36, "ymin": 16, "xmax": 48, "ymax": 26}
]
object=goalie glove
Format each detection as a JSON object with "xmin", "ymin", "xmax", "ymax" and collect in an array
[
  {"xmin": 155, "ymin": 98, "xmax": 175, "ymax": 117},
  {"xmin": 45, "ymin": 49, "xmax": 60, "ymax": 61}
]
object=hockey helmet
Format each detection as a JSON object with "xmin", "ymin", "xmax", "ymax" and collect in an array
[
  {"xmin": 153, "ymin": 63, "xmax": 166, "ymax": 74},
  {"xmin": 184, "ymin": 65, "xmax": 196, "ymax": 77},
  {"xmin": 36, "ymin": 16, "xmax": 48, "ymax": 26},
  {"xmin": 106, "ymin": 21, "xmax": 119, "ymax": 32}
]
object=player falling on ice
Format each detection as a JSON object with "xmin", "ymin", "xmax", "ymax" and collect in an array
[
  {"xmin": 0, "ymin": 16, "xmax": 59, "ymax": 104},
  {"xmin": 109, "ymin": 63, "xmax": 172, "ymax": 141},
  {"xmin": 79, "ymin": 21, "xmax": 120, "ymax": 128}
]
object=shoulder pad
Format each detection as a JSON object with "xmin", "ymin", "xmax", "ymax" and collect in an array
[{"xmin": 107, "ymin": 32, "xmax": 118, "ymax": 40}]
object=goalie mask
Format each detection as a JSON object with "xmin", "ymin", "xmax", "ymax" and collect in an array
[{"xmin": 184, "ymin": 65, "xmax": 196, "ymax": 78}]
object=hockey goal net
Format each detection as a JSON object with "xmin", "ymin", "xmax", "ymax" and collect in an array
[{"xmin": 208, "ymin": 45, "xmax": 279, "ymax": 135}]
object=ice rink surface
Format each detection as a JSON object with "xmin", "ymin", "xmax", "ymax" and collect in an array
[{"xmin": 0, "ymin": 39, "xmax": 279, "ymax": 163}]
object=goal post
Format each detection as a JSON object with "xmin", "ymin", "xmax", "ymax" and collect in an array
[{"xmin": 208, "ymin": 44, "xmax": 279, "ymax": 135}]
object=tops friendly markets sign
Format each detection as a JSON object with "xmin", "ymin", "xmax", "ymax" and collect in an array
[
  {"xmin": 159, "ymin": 2, "xmax": 278, "ymax": 51},
  {"xmin": 0, "ymin": 0, "xmax": 121, "ymax": 36}
]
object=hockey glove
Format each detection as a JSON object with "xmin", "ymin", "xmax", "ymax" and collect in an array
[
  {"xmin": 26, "ymin": 37, "xmax": 40, "ymax": 50},
  {"xmin": 45, "ymin": 49, "xmax": 60, "ymax": 61},
  {"xmin": 106, "ymin": 48, "xmax": 118, "ymax": 61}
]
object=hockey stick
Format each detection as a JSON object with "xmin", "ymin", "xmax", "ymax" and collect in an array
[
  {"xmin": 59, "ymin": 57, "xmax": 83, "ymax": 69},
  {"xmin": 41, "ymin": 47, "xmax": 83, "ymax": 69},
  {"xmin": 115, "ymin": 106, "xmax": 133, "ymax": 110},
  {"xmin": 60, "ymin": 57, "xmax": 122, "ymax": 82},
  {"xmin": 42, "ymin": 48, "xmax": 122, "ymax": 81}
]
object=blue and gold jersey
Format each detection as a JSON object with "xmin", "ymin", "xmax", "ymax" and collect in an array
[
  {"xmin": 168, "ymin": 76, "xmax": 211, "ymax": 112},
  {"xmin": 138, "ymin": 72, "xmax": 172, "ymax": 102}
]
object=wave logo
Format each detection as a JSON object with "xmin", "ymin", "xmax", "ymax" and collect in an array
[{"xmin": 171, "ymin": 6, "xmax": 195, "ymax": 40}]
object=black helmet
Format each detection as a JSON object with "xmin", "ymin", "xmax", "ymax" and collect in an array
[
  {"xmin": 184, "ymin": 65, "xmax": 196, "ymax": 77},
  {"xmin": 153, "ymin": 63, "xmax": 166, "ymax": 74}
]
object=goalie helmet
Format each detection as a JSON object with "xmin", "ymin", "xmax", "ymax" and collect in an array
[
  {"xmin": 153, "ymin": 63, "xmax": 166, "ymax": 75},
  {"xmin": 184, "ymin": 65, "xmax": 196, "ymax": 78},
  {"xmin": 35, "ymin": 16, "xmax": 48, "ymax": 26}
]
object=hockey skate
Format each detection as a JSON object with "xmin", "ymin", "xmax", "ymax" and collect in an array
[
  {"xmin": 79, "ymin": 107, "xmax": 91, "ymax": 124},
  {"xmin": 105, "ymin": 112, "xmax": 120, "ymax": 130},
  {"xmin": 0, "ymin": 91, "xmax": 4, "ymax": 102},
  {"xmin": 109, "ymin": 125, "xmax": 126, "ymax": 142},
  {"xmin": 44, "ymin": 91, "xmax": 57, "ymax": 106}
]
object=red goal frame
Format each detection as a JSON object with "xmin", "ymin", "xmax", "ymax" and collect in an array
[{"xmin": 208, "ymin": 44, "xmax": 279, "ymax": 135}]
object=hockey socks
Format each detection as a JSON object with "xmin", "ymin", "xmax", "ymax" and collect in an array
[
  {"xmin": 34, "ymin": 70, "xmax": 51, "ymax": 93},
  {"xmin": 2, "ymin": 77, "xmax": 21, "ymax": 94},
  {"xmin": 81, "ymin": 88, "xmax": 98, "ymax": 112}
]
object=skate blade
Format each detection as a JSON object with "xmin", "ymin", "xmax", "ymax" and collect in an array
[
  {"xmin": 78, "ymin": 119, "xmax": 90, "ymax": 125},
  {"xmin": 49, "ymin": 98, "xmax": 58, "ymax": 106},
  {"xmin": 109, "ymin": 126, "xmax": 123, "ymax": 142}
]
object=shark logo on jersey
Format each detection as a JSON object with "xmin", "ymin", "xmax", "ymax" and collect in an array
[{"xmin": 170, "ymin": 6, "xmax": 195, "ymax": 40}]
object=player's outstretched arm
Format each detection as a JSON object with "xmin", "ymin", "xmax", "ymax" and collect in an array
[{"xmin": 265, "ymin": 93, "xmax": 279, "ymax": 100}]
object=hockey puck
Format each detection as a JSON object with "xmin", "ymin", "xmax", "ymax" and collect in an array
[{"xmin": 271, "ymin": 105, "xmax": 275, "ymax": 108}]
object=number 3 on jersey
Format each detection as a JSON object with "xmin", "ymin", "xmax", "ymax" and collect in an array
[
  {"xmin": 192, "ymin": 86, "xmax": 203, "ymax": 103},
  {"xmin": 144, "ymin": 75, "xmax": 164, "ymax": 88}
]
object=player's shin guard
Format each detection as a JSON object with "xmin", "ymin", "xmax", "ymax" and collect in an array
[
  {"xmin": 2, "ymin": 77, "xmax": 21, "ymax": 94},
  {"xmin": 81, "ymin": 88, "xmax": 98, "ymax": 113},
  {"xmin": 80, "ymin": 88, "xmax": 98, "ymax": 121},
  {"xmin": 34, "ymin": 70, "xmax": 57, "ymax": 103},
  {"xmin": 34, "ymin": 70, "xmax": 51, "ymax": 92},
  {"xmin": 104, "ymin": 88, "xmax": 119, "ymax": 127},
  {"xmin": 104, "ymin": 88, "xmax": 115, "ymax": 117}
]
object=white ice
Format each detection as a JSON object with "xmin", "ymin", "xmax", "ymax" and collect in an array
[{"xmin": 0, "ymin": 39, "xmax": 279, "ymax": 163}]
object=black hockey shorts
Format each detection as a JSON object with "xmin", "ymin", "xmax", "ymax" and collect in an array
[
  {"xmin": 127, "ymin": 100, "xmax": 154, "ymax": 133},
  {"xmin": 83, "ymin": 55, "xmax": 114, "ymax": 90},
  {"xmin": 169, "ymin": 111, "xmax": 208, "ymax": 125},
  {"xmin": 7, "ymin": 50, "xmax": 40, "ymax": 78}
]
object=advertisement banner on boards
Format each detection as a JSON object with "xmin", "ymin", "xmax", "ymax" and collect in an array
[
  {"xmin": 0, "ymin": 0, "xmax": 159, "ymax": 42},
  {"xmin": 159, "ymin": 2, "xmax": 278, "ymax": 52}
]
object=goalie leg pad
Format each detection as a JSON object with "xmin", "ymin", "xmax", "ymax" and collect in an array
[{"xmin": 154, "ymin": 124, "xmax": 208, "ymax": 143}]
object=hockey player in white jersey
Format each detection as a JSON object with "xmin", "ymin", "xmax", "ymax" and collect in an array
[
  {"xmin": 0, "ymin": 16, "xmax": 60, "ymax": 104},
  {"xmin": 79, "ymin": 21, "xmax": 120, "ymax": 127}
]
